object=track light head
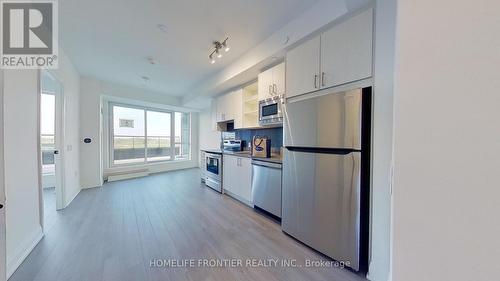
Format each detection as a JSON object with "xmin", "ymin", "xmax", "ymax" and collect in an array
[
  {"xmin": 222, "ymin": 38, "xmax": 230, "ymax": 52},
  {"xmin": 209, "ymin": 37, "xmax": 229, "ymax": 64}
]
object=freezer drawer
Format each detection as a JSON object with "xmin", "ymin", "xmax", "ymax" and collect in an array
[
  {"xmin": 284, "ymin": 89, "xmax": 362, "ymax": 150},
  {"xmin": 252, "ymin": 161, "xmax": 282, "ymax": 218},
  {"xmin": 282, "ymin": 149, "xmax": 361, "ymax": 271}
]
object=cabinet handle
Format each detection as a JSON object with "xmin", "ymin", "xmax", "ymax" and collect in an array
[
  {"xmin": 314, "ymin": 75, "xmax": 318, "ymax": 88},
  {"xmin": 321, "ymin": 72, "xmax": 325, "ymax": 87},
  {"xmin": 268, "ymin": 85, "xmax": 273, "ymax": 96},
  {"xmin": 273, "ymin": 84, "xmax": 277, "ymax": 95}
]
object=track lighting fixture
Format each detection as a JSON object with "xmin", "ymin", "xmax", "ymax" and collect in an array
[{"xmin": 209, "ymin": 37, "xmax": 229, "ymax": 64}]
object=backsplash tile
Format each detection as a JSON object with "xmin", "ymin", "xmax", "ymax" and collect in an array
[{"xmin": 234, "ymin": 127, "xmax": 283, "ymax": 150}]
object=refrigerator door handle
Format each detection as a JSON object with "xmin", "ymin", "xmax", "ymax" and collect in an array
[{"xmin": 285, "ymin": 146, "xmax": 360, "ymax": 155}]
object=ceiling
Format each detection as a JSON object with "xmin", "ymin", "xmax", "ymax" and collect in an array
[{"xmin": 59, "ymin": 0, "xmax": 319, "ymax": 96}]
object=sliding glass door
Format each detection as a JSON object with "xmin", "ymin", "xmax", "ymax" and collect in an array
[
  {"xmin": 110, "ymin": 104, "xmax": 191, "ymax": 166},
  {"xmin": 112, "ymin": 106, "xmax": 146, "ymax": 165},
  {"xmin": 146, "ymin": 110, "xmax": 172, "ymax": 162}
]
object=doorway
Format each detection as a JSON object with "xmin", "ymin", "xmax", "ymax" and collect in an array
[{"xmin": 40, "ymin": 70, "xmax": 64, "ymax": 231}]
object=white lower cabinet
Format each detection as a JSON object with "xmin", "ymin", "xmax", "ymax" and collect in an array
[{"xmin": 223, "ymin": 155, "xmax": 253, "ymax": 206}]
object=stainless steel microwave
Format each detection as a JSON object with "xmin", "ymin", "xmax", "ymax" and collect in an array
[{"xmin": 259, "ymin": 95, "xmax": 284, "ymax": 126}]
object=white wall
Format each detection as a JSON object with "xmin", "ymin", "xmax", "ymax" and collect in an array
[
  {"xmin": 0, "ymin": 69, "xmax": 6, "ymax": 281},
  {"xmin": 79, "ymin": 77, "xmax": 103, "ymax": 188},
  {"xmin": 50, "ymin": 50, "xmax": 81, "ymax": 207},
  {"xmin": 79, "ymin": 77, "xmax": 198, "ymax": 188},
  {"xmin": 183, "ymin": 0, "xmax": 373, "ymax": 106},
  {"xmin": 197, "ymin": 107, "xmax": 221, "ymax": 166},
  {"xmin": 3, "ymin": 70, "xmax": 43, "ymax": 278},
  {"xmin": 391, "ymin": 1, "xmax": 500, "ymax": 281},
  {"xmin": 368, "ymin": 0, "xmax": 396, "ymax": 280},
  {"xmin": 2, "ymin": 49, "xmax": 81, "ymax": 278}
]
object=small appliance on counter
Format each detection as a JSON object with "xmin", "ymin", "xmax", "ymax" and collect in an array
[
  {"xmin": 259, "ymin": 95, "xmax": 284, "ymax": 126},
  {"xmin": 252, "ymin": 136, "xmax": 271, "ymax": 158},
  {"xmin": 223, "ymin": 139, "xmax": 243, "ymax": 152}
]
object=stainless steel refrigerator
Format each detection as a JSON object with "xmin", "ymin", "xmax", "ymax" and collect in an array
[{"xmin": 282, "ymin": 88, "xmax": 371, "ymax": 272}]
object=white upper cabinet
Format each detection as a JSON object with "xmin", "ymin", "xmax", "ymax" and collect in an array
[
  {"xmin": 272, "ymin": 62, "xmax": 285, "ymax": 97},
  {"xmin": 258, "ymin": 68, "xmax": 272, "ymax": 101},
  {"xmin": 258, "ymin": 62, "xmax": 285, "ymax": 100},
  {"xmin": 286, "ymin": 36, "xmax": 321, "ymax": 98},
  {"xmin": 215, "ymin": 94, "xmax": 228, "ymax": 122},
  {"xmin": 210, "ymin": 99, "xmax": 218, "ymax": 131},
  {"xmin": 321, "ymin": 9, "xmax": 373, "ymax": 88},
  {"xmin": 231, "ymin": 89, "xmax": 243, "ymax": 129},
  {"xmin": 285, "ymin": 8, "xmax": 373, "ymax": 98},
  {"xmin": 215, "ymin": 89, "xmax": 242, "ymax": 124}
]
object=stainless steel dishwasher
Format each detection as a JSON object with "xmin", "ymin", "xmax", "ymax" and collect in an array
[{"xmin": 251, "ymin": 160, "xmax": 282, "ymax": 218}]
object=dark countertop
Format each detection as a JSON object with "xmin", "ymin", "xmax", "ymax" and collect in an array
[
  {"xmin": 201, "ymin": 148, "xmax": 223, "ymax": 154},
  {"xmin": 201, "ymin": 149, "xmax": 282, "ymax": 164}
]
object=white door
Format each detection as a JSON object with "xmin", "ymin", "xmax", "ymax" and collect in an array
[
  {"xmin": 272, "ymin": 62, "xmax": 285, "ymax": 97},
  {"xmin": 40, "ymin": 70, "xmax": 65, "ymax": 220},
  {"xmin": 320, "ymin": 9, "xmax": 373, "ymax": 88},
  {"xmin": 0, "ymin": 69, "xmax": 6, "ymax": 281},
  {"xmin": 285, "ymin": 35, "xmax": 321, "ymax": 98}
]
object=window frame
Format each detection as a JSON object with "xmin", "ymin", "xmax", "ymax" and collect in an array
[{"xmin": 109, "ymin": 102, "xmax": 191, "ymax": 167}]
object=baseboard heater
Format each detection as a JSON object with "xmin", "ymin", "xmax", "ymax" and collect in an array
[{"xmin": 107, "ymin": 168, "xmax": 150, "ymax": 182}]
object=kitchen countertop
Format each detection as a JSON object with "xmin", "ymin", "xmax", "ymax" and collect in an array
[{"xmin": 201, "ymin": 149, "xmax": 282, "ymax": 164}]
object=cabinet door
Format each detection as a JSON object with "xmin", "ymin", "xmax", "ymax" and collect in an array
[
  {"xmin": 258, "ymin": 68, "xmax": 272, "ymax": 101},
  {"xmin": 232, "ymin": 89, "xmax": 243, "ymax": 129},
  {"xmin": 210, "ymin": 99, "xmax": 218, "ymax": 131},
  {"xmin": 238, "ymin": 157, "xmax": 253, "ymax": 204},
  {"xmin": 272, "ymin": 62, "xmax": 285, "ymax": 97},
  {"xmin": 321, "ymin": 9, "xmax": 373, "ymax": 88},
  {"xmin": 216, "ymin": 95, "xmax": 225, "ymax": 122},
  {"xmin": 222, "ymin": 155, "xmax": 237, "ymax": 194},
  {"xmin": 285, "ymin": 35, "xmax": 320, "ymax": 98}
]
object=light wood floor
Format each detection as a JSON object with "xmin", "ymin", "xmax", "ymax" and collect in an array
[
  {"xmin": 43, "ymin": 187, "xmax": 57, "ymax": 232},
  {"xmin": 10, "ymin": 168, "xmax": 367, "ymax": 281}
]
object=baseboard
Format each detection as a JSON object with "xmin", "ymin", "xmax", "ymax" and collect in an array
[
  {"xmin": 366, "ymin": 259, "xmax": 390, "ymax": 281},
  {"xmin": 7, "ymin": 226, "xmax": 44, "ymax": 279},
  {"xmin": 107, "ymin": 171, "xmax": 149, "ymax": 182},
  {"xmin": 223, "ymin": 190, "xmax": 253, "ymax": 208}
]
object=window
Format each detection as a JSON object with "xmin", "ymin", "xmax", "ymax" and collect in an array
[
  {"xmin": 110, "ymin": 104, "xmax": 191, "ymax": 166},
  {"xmin": 146, "ymin": 111, "xmax": 171, "ymax": 162},
  {"xmin": 41, "ymin": 93, "xmax": 55, "ymax": 171}
]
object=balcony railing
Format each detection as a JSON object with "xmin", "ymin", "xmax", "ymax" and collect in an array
[
  {"xmin": 113, "ymin": 135, "xmax": 189, "ymax": 164},
  {"xmin": 41, "ymin": 134, "xmax": 55, "ymax": 165}
]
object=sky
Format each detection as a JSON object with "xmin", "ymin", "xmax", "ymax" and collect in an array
[
  {"xmin": 113, "ymin": 106, "xmax": 181, "ymax": 137},
  {"xmin": 41, "ymin": 93, "xmax": 55, "ymax": 135}
]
